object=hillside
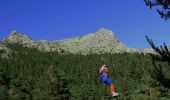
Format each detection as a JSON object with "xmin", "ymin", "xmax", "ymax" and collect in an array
[
  {"xmin": 0, "ymin": 44, "xmax": 170, "ymax": 99},
  {"xmin": 2, "ymin": 28, "xmax": 154, "ymax": 54},
  {"xmin": 0, "ymin": 42, "xmax": 10, "ymax": 58}
]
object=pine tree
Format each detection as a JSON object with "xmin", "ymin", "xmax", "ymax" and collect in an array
[
  {"xmin": 146, "ymin": 36, "xmax": 170, "ymax": 88},
  {"xmin": 144, "ymin": 0, "xmax": 170, "ymax": 20}
]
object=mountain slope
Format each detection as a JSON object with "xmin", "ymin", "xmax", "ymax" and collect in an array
[
  {"xmin": 56, "ymin": 28, "xmax": 128, "ymax": 54},
  {"xmin": 2, "ymin": 28, "xmax": 154, "ymax": 54},
  {"xmin": 0, "ymin": 45, "xmax": 168, "ymax": 99},
  {"xmin": 0, "ymin": 42, "xmax": 10, "ymax": 58}
]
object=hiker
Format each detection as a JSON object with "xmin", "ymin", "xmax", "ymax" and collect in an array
[{"xmin": 99, "ymin": 64, "xmax": 118, "ymax": 97}]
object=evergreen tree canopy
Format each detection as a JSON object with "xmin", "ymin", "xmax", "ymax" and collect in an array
[
  {"xmin": 0, "ymin": 43, "xmax": 170, "ymax": 99},
  {"xmin": 144, "ymin": 0, "xmax": 170, "ymax": 20}
]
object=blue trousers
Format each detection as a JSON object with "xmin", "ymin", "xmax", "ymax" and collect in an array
[{"xmin": 100, "ymin": 75, "xmax": 113, "ymax": 86}]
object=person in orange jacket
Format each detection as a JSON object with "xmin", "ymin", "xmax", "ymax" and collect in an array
[{"xmin": 99, "ymin": 64, "xmax": 118, "ymax": 97}]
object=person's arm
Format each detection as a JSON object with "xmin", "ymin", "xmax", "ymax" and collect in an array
[
  {"xmin": 99, "ymin": 64, "xmax": 106, "ymax": 74},
  {"xmin": 99, "ymin": 67, "xmax": 104, "ymax": 74}
]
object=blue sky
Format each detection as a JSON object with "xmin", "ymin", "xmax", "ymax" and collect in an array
[{"xmin": 0, "ymin": 0, "xmax": 170, "ymax": 49}]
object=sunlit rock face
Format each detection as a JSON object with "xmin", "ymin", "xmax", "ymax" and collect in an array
[
  {"xmin": 2, "ymin": 28, "xmax": 155, "ymax": 54},
  {"xmin": 57, "ymin": 28, "xmax": 128, "ymax": 54},
  {"xmin": 4, "ymin": 30, "xmax": 33, "ymax": 44},
  {"xmin": 0, "ymin": 42, "xmax": 10, "ymax": 58}
]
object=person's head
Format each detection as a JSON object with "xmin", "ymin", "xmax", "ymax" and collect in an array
[{"xmin": 105, "ymin": 67, "xmax": 108, "ymax": 73}]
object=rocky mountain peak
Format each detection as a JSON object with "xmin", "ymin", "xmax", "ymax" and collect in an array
[
  {"xmin": 9, "ymin": 30, "xmax": 19, "ymax": 36},
  {"xmin": 96, "ymin": 28, "xmax": 110, "ymax": 32},
  {"xmin": 96, "ymin": 28, "xmax": 112, "ymax": 34},
  {"xmin": 58, "ymin": 28, "xmax": 128, "ymax": 54},
  {"xmin": 95, "ymin": 28, "xmax": 119, "ymax": 42},
  {"xmin": 2, "ymin": 28, "xmax": 153, "ymax": 54},
  {"xmin": 4, "ymin": 30, "xmax": 32, "ymax": 44}
]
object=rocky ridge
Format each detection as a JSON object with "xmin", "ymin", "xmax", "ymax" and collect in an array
[
  {"xmin": 0, "ymin": 42, "xmax": 10, "ymax": 58},
  {"xmin": 2, "ymin": 28, "xmax": 155, "ymax": 54}
]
